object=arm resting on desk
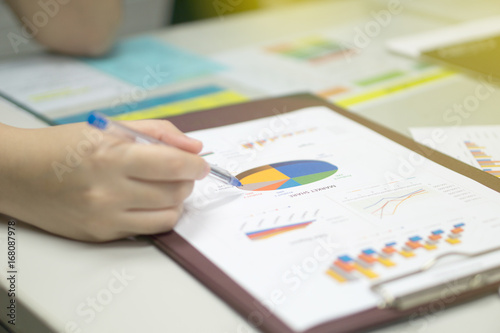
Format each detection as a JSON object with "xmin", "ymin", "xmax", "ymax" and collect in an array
[{"xmin": 5, "ymin": 0, "xmax": 122, "ymax": 56}]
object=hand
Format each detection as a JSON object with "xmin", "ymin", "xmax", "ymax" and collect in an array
[{"xmin": 0, "ymin": 120, "xmax": 209, "ymax": 242}]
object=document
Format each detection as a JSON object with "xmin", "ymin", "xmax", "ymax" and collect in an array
[
  {"xmin": 411, "ymin": 125, "xmax": 500, "ymax": 178},
  {"xmin": 387, "ymin": 16, "xmax": 500, "ymax": 80},
  {"xmin": 213, "ymin": 16, "xmax": 455, "ymax": 111},
  {"xmin": 174, "ymin": 107, "xmax": 500, "ymax": 331},
  {"xmin": 0, "ymin": 54, "xmax": 134, "ymax": 115},
  {"xmin": 0, "ymin": 37, "xmax": 226, "ymax": 118}
]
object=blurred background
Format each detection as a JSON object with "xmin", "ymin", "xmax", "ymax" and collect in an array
[{"xmin": 0, "ymin": 0, "xmax": 498, "ymax": 57}]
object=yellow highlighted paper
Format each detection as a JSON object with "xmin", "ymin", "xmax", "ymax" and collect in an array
[
  {"xmin": 336, "ymin": 70, "xmax": 455, "ymax": 108},
  {"xmin": 113, "ymin": 91, "xmax": 248, "ymax": 120}
]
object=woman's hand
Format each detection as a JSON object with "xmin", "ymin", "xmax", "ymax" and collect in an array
[{"xmin": 0, "ymin": 120, "xmax": 209, "ymax": 242}]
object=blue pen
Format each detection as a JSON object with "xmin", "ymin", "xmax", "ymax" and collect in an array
[{"xmin": 87, "ymin": 112, "xmax": 242, "ymax": 187}]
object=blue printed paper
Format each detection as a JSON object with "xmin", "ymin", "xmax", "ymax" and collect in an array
[{"xmin": 81, "ymin": 37, "xmax": 225, "ymax": 88}]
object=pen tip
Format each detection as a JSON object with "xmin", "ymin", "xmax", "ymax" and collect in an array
[{"xmin": 231, "ymin": 178, "xmax": 242, "ymax": 187}]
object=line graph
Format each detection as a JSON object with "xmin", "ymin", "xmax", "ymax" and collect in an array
[
  {"xmin": 345, "ymin": 184, "xmax": 431, "ymax": 220},
  {"xmin": 365, "ymin": 189, "xmax": 427, "ymax": 218}
]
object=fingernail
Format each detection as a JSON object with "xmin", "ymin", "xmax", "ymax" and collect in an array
[{"xmin": 202, "ymin": 161, "xmax": 210, "ymax": 179}]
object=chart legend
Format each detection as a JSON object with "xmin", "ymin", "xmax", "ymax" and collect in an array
[{"xmin": 236, "ymin": 160, "xmax": 338, "ymax": 191}]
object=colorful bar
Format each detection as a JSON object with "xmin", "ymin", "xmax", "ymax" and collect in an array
[
  {"xmin": 382, "ymin": 246, "xmax": 397, "ymax": 255},
  {"xmin": 377, "ymin": 257, "xmax": 396, "ymax": 267},
  {"xmin": 358, "ymin": 253, "xmax": 377, "ymax": 264},
  {"xmin": 327, "ymin": 223, "xmax": 466, "ymax": 284},
  {"xmin": 353, "ymin": 263, "xmax": 379, "ymax": 279},
  {"xmin": 429, "ymin": 234, "xmax": 442, "ymax": 241},
  {"xmin": 405, "ymin": 241, "xmax": 422, "ymax": 249},
  {"xmin": 423, "ymin": 243, "xmax": 438, "ymax": 250},
  {"xmin": 246, "ymin": 221, "xmax": 314, "ymax": 240},
  {"xmin": 362, "ymin": 249, "xmax": 377, "ymax": 255},
  {"xmin": 326, "ymin": 268, "xmax": 348, "ymax": 283},
  {"xmin": 338, "ymin": 255, "xmax": 354, "ymax": 263},
  {"xmin": 328, "ymin": 265, "xmax": 357, "ymax": 281},
  {"xmin": 399, "ymin": 250, "xmax": 415, "ymax": 258},
  {"xmin": 334, "ymin": 260, "xmax": 356, "ymax": 272}
]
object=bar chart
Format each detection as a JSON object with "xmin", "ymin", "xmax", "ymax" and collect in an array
[
  {"xmin": 465, "ymin": 141, "xmax": 500, "ymax": 178},
  {"xmin": 326, "ymin": 223, "xmax": 465, "ymax": 283},
  {"xmin": 265, "ymin": 36, "xmax": 354, "ymax": 64}
]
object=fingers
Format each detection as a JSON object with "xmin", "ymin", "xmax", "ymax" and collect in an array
[
  {"xmin": 126, "ymin": 119, "xmax": 203, "ymax": 154},
  {"xmin": 120, "ymin": 205, "xmax": 184, "ymax": 235},
  {"xmin": 122, "ymin": 143, "xmax": 209, "ymax": 181},
  {"xmin": 116, "ymin": 178, "xmax": 194, "ymax": 210}
]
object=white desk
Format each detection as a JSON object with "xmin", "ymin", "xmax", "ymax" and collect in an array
[{"xmin": 1, "ymin": 1, "xmax": 500, "ymax": 332}]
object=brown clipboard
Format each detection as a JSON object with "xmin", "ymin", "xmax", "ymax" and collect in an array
[{"xmin": 150, "ymin": 93, "xmax": 500, "ymax": 333}]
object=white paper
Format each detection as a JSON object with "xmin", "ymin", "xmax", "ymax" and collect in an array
[
  {"xmin": 410, "ymin": 125, "xmax": 500, "ymax": 179},
  {"xmin": 213, "ymin": 20, "xmax": 454, "ymax": 110},
  {"xmin": 0, "ymin": 54, "xmax": 134, "ymax": 115},
  {"xmin": 175, "ymin": 107, "xmax": 500, "ymax": 331}
]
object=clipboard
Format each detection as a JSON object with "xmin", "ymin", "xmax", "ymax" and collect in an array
[{"xmin": 150, "ymin": 93, "xmax": 500, "ymax": 333}]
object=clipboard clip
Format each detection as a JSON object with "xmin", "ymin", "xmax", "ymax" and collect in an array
[{"xmin": 370, "ymin": 245, "xmax": 500, "ymax": 311}]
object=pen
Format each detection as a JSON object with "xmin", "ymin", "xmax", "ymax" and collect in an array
[{"xmin": 87, "ymin": 112, "xmax": 242, "ymax": 187}]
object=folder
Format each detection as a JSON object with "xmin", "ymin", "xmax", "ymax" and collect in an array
[{"xmin": 150, "ymin": 93, "xmax": 500, "ymax": 333}]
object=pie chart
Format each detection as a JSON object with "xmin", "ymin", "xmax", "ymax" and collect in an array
[{"xmin": 236, "ymin": 160, "xmax": 338, "ymax": 191}]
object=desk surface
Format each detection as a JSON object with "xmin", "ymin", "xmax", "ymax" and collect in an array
[{"xmin": 1, "ymin": 1, "xmax": 500, "ymax": 332}]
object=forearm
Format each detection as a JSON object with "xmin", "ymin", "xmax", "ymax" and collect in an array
[
  {"xmin": 6, "ymin": 0, "xmax": 122, "ymax": 56},
  {"xmin": 0, "ymin": 123, "xmax": 57, "ymax": 221},
  {"xmin": 0, "ymin": 124, "xmax": 34, "ymax": 219}
]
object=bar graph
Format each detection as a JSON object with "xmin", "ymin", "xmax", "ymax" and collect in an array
[
  {"xmin": 465, "ymin": 141, "xmax": 500, "ymax": 178},
  {"xmin": 326, "ymin": 223, "xmax": 465, "ymax": 283},
  {"xmin": 265, "ymin": 36, "xmax": 354, "ymax": 63},
  {"xmin": 242, "ymin": 207, "xmax": 320, "ymax": 241},
  {"xmin": 246, "ymin": 220, "xmax": 314, "ymax": 241},
  {"xmin": 240, "ymin": 127, "xmax": 316, "ymax": 150}
]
